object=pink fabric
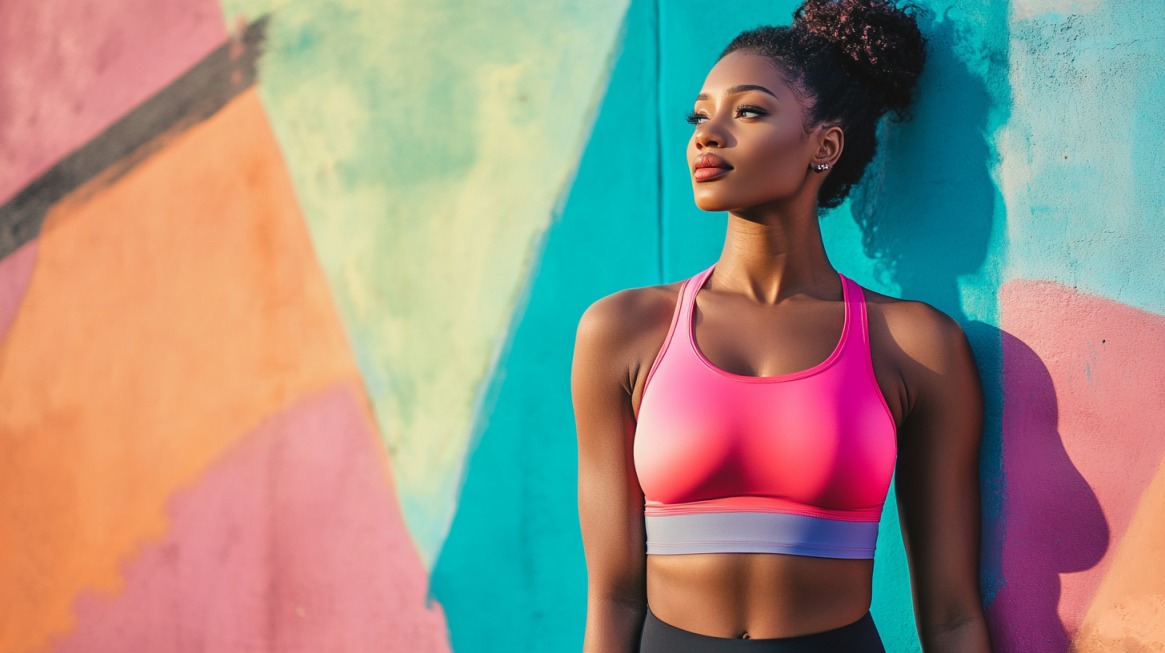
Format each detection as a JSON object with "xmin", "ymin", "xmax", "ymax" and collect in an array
[{"xmin": 634, "ymin": 263, "xmax": 897, "ymax": 525}]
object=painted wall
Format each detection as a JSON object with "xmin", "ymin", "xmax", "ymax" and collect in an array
[{"xmin": 1, "ymin": 0, "xmax": 1161, "ymax": 651}]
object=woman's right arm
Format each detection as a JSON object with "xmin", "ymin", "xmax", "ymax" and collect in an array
[{"xmin": 572, "ymin": 292, "xmax": 648, "ymax": 653}]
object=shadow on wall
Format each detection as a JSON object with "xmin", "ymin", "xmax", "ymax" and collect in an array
[
  {"xmin": 992, "ymin": 331, "xmax": 1108, "ymax": 652},
  {"xmin": 844, "ymin": 7, "xmax": 1105, "ymax": 652}
]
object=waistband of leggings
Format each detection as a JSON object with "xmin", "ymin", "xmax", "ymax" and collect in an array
[{"xmin": 645, "ymin": 605, "xmax": 876, "ymax": 643}]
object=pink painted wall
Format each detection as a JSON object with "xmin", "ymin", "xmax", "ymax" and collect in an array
[{"xmin": 991, "ymin": 281, "xmax": 1165, "ymax": 651}]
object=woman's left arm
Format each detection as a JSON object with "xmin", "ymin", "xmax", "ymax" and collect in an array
[{"xmin": 892, "ymin": 304, "xmax": 994, "ymax": 653}]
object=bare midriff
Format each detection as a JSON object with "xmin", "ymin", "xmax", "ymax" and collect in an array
[{"xmin": 645, "ymin": 552, "xmax": 874, "ymax": 639}]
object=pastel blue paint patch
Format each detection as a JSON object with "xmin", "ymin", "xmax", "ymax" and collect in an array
[{"xmin": 1005, "ymin": 6, "xmax": 1165, "ymax": 315}]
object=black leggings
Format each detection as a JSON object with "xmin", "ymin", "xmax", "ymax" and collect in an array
[{"xmin": 639, "ymin": 605, "xmax": 887, "ymax": 653}]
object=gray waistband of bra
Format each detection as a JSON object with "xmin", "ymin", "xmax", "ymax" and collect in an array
[{"xmin": 645, "ymin": 511, "xmax": 878, "ymax": 558}]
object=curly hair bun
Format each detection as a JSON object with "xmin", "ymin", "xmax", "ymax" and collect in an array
[{"xmin": 792, "ymin": 0, "xmax": 927, "ymax": 117}]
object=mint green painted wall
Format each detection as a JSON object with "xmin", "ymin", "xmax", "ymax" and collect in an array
[{"xmin": 215, "ymin": 0, "xmax": 630, "ymax": 567}]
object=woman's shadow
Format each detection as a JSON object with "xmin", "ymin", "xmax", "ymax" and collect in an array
[{"xmin": 847, "ymin": 8, "xmax": 1107, "ymax": 652}]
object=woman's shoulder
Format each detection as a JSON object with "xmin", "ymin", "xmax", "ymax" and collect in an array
[
  {"xmin": 575, "ymin": 279, "xmax": 686, "ymax": 353},
  {"xmin": 862, "ymin": 286, "xmax": 960, "ymax": 330},
  {"xmin": 573, "ymin": 280, "xmax": 687, "ymax": 394},
  {"xmin": 860, "ymin": 286, "xmax": 973, "ymax": 378}
]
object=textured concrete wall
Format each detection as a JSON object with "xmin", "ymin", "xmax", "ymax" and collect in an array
[{"xmin": 1, "ymin": 0, "xmax": 1161, "ymax": 651}]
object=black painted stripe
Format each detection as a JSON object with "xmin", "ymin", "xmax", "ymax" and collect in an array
[{"xmin": 0, "ymin": 14, "xmax": 270, "ymax": 261}]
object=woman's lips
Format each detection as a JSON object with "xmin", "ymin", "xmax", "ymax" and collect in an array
[
  {"xmin": 693, "ymin": 166, "xmax": 731, "ymax": 181},
  {"xmin": 692, "ymin": 152, "xmax": 732, "ymax": 181}
]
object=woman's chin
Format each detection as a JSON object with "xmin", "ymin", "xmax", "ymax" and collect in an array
[{"xmin": 692, "ymin": 196, "xmax": 733, "ymax": 212}]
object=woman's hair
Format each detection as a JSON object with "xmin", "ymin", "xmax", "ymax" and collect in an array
[{"xmin": 719, "ymin": 0, "xmax": 928, "ymax": 210}]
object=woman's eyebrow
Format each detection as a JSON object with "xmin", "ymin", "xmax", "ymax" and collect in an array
[{"xmin": 695, "ymin": 84, "xmax": 779, "ymax": 102}]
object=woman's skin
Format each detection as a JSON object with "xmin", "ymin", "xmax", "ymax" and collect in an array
[{"xmin": 574, "ymin": 49, "xmax": 993, "ymax": 652}]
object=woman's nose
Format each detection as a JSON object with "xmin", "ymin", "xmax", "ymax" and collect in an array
[
  {"xmin": 693, "ymin": 121, "xmax": 724, "ymax": 148},
  {"xmin": 695, "ymin": 135, "xmax": 719, "ymax": 148}
]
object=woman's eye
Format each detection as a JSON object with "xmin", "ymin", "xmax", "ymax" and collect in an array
[
  {"xmin": 685, "ymin": 105, "xmax": 766, "ymax": 125},
  {"xmin": 736, "ymin": 105, "xmax": 766, "ymax": 118}
]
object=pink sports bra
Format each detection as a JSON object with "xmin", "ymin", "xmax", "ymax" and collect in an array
[{"xmin": 633, "ymin": 262, "xmax": 897, "ymax": 559}]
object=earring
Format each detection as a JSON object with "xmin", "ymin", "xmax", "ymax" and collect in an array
[{"xmin": 812, "ymin": 163, "xmax": 831, "ymax": 172}]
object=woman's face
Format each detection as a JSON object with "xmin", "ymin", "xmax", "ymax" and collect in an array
[{"xmin": 686, "ymin": 50, "xmax": 830, "ymax": 213}]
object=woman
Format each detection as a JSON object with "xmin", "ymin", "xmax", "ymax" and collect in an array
[{"xmin": 572, "ymin": 0, "xmax": 993, "ymax": 651}]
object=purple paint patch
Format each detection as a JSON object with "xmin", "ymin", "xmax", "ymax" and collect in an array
[{"xmin": 50, "ymin": 379, "xmax": 451, "ymax": 653}]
